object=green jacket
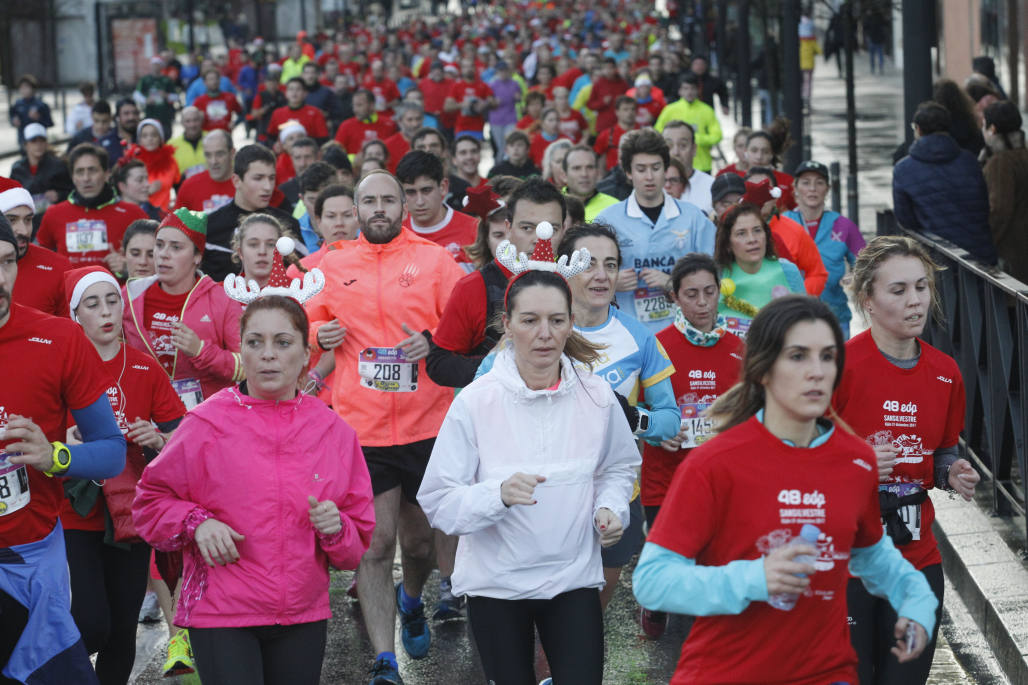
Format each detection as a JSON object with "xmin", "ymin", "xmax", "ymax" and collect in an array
[{"xmin": 654, "ymin": 98, "xmax": 722, "ymax": 173}]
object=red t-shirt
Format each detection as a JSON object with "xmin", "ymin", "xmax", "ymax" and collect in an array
[
  {"xmin": 60, "ymin": 345, "xmax": 186, "ymax": 531},
  {"xmin": 143, "ymin": 282, "xmax": 192, "ymax": 376},
  {"xmin": 266, "ymin": 104, "xmax": 329, "ymax": 141},
  {"xmin": 832, "ymin": 330, "xmax": 965, "ymax": 570},
  {"xmin": 175, "ymin": 170, "xmax": 235, "ymax": 214},
  {"xmin": 448, "ymin": 79, "xmax": 493, "ymax": 133},
  {"xmin": 402, "ymin": 207, "xmax": 478, "ymax": 263},
  {"xmin": 593, "ymin": 124, "xmax": 631, "ymax": 171},
  {"xmin": 529, "ymin": 133, "xmax": 569, "ymax": 168},
  {"xmin": 333, "ymin": 115, "xmax": 399, "ymax": 155},
  {"xmin": 557, "ymin": 110, "xmax": 589, "ymax": 144},
  {"xmin": 649, "ymin": 417, "xmax": 882, "ymax": 685},
  {"xmin": 515, "ymin": 115, "xmax": 539, "ymax": 133},
  {"xmin": 383, "ymin": 132, "xmax": 411, "ymax": 173},
  {"xmin": 275, "ymin": 153, "xmax": 296, "ymax": 186},
  {"xmin": 0, "ymin": 304, "xmax": 112, "ymax": 546},
  {"xmin": 635, "ymin": 97, "xmax": 665, "ymax": 128},
  {"xmin": 37, "ymin": 199, "xmax": 148, "ymax": 268},
  {"xmin": 418, "ymin": 77, "xmax": 454, "ymax": 115},
  {"xmin": 361, "ymin": 76, "xmax": 402, "ymax": 114},
  {"xmin": 193, "ymin": 92, "xmax": 243, "ymax": 131},
  {"xmin": 586, "ymin": 77, "xmax": 629, "ymax": 132},
  {"xmin": 640, "ymin": 327, "xmax": 743, "ymax": 506},
  {"xmin": 12, "ymin": 244, "xmax": 71, "ymax": 317}
]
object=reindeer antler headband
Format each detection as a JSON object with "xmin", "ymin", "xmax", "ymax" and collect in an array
[
  {"xmin": 223, "ymin": 236, "xmax": 325, "ymax": 305},
  {"xmin": 495, "ymin": 221, "xmax": 590, "ymax": 308}
]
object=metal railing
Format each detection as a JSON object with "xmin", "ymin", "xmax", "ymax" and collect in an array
[{"xmin": 877, "ymin": 210, "xmax": 1028, "ymax": 546}]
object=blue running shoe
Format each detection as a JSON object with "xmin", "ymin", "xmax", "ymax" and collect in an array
[
  {"xmin": 367, "ymin": 657, "xmax": 403, "ymax": 684},
  {"xmin": 395, "ymin": 582, "xmax": 431, "ymax": 659}
]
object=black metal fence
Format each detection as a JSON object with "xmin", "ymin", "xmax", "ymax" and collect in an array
[{"xmin": 877, "ymin": 210, "xmax": 1027, "ymax": 546}]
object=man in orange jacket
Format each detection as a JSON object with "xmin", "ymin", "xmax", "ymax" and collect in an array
[{"xmin": 306, "ymin": 170, "xmax": 464, "ymax": 684}]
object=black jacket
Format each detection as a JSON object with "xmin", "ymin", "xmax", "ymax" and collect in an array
[{"xmin": 202, "ymin": 200, "xmax": 303, "ymax": 281}]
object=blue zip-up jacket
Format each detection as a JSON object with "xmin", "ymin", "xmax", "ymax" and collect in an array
[
  {"xmin": 784, "ymin": 210, "xmax": 865, "ymax": 325},
  {"xmin": 893, "ymin": 133, "xmax": 997, "ymax": 263},
  {"xmin": 596, "ymin": 191, "xmax": 717, "ymax": 334}
]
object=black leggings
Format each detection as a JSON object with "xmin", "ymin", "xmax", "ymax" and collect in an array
[
  {"xmin": 847, "ymin": 563, "xmax": 944, "ymax": 685},
  {"xmin": 64, "ymin": 529, "xmax": 151, "ymax": 685},
  {"xmin": 467, "ymin": 587, "xmax": 603, "ymax": 685},
  {"xmin": 189, "ymin": 620, "xmax": 327, "ymax": 685}
]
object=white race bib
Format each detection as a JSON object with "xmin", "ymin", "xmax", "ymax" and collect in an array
[
  {"xmin": 358, "ymin": 347, "xmax": 418, "ymax": 392},
  {"xmin": 0, "ymin": 453, "xmax": 31, "ymax": 517},
  {"xmin": 65, "ymin": 219, "xmax": 109, "ymax": 253},
  {"xmin": 171, "ymin": 378, "xmax": 204, "ymax": 411},
  {"xmin": 723, "ymin": 315, "xmax": 751, "ymax": 339},
  {"xmin": 678, "ymin": 402, "xmax": 714, "ymax": 449},
  {"xmin": 633, "ymin": 286, "xmax": 673, "ymax": 323}
]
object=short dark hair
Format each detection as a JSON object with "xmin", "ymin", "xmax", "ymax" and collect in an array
[
  {"xmin": 411, "ymin": 127, "xmax": 445, "ymax": 149},
  {"xmin": 745, "ymin": 165, "xmax": 776, "ymax": 182},
  {"xmin": 396, "ymin": 150, "xmax": 445, "ymax": 185},
  {"xmin": 565, "ymin": 195, "xmax": 585, "ymax": 224},
  {"xmin": 715, "ymin": 203, "xmax": 777, "ymax": 268},
  {"xmin": 115, "ymin": 98, "xmax": 138, "ymax": 116},
  {"xmin": 79, "ymin": 82, "xmax": 95, "ymax": 98},
  {"xmin": 452, "ymin": 134, "xmax": 482, "ymax": 154},
  {"xmin": 69, "ymin": 142, "xmax": 110, "ymax": 171},
  {"xmin": 320, "ymin": 141, "xmax": 353, "ymax": 172},
  {"xmin": 298, "ymin": 162, "xmax": 338, "ymax": 194},
  {"xmin": 983, "ymin": 99, "xmax": 1023, "ymax": 135},
  {"xmin": 353, "ymin": 88, "xmax": 374, "ymax": 105},
  {"xmin": 315, "ymin": 184, "xmax": 354, "ymax": 218},
  {"xmin": 234, "ymin": 143, "xmax": 276, "ymax": 178},
  {"xmin": 562, "ymin": 144, "xmax": 597, "ymax": 173},
  {"xmin": 558, "ymin": 222, "xmax": 621, "ymax": 267},
  {"xmin": 122, "ymin": 219, "xmax": 159, "ymax": 252},
  {"xmin": 504, "ymin": 130, "xmax": 530, "ymax": 147},
  {"xmin": 523, "ymin": 91, "xmax": 546, "ymax": 108},
  {"xmin": 17, "ymin": 74, "xmax": 39, "ymax": 89},
  {"xmin": 615, "ymin": 95, "xmax": 636, "ymax": 110},
  {"xmin": 670, "ymin": 252, "xmax": 720, "ymax": 292},
  {"xmin": 507, "ymin": 177, "xmax": 567, "ymax": 224},
  {"xmin": 113, "ymin": 158, "xmax": 146, "ymax": 187},
  {"xmin": 91, "ymin": 100, "xmax": 112, "ymax": 116},
  {"xmin": 663, "ymin": 119, "xmax": 695, "ymax": 138},
  {"xmin": 913, "ymin": 101, "xmax": 951, "ymax": 135},
  {"xmin": 488, "ymin": 174, "xmax": 523, "ymax": 198},
  {"xmin": 619, "ymin": 128, "xmax": 670, "ymax": 173},
  {"xmin": 286, "ymin": 76, "xmax": 308, "ymax": 91},
  {"xmin": 679, "ymin": 72, "xmax": 699, "ymax": 87},
  {"xmin": 301, "ymin": 61, "xmax": 320, "ymax": 73},
  {"xmin": 290, "ymin": 136, "xmax": 318, "ymax": 153}
]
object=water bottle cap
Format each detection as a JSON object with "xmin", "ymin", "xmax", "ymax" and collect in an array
[{"xmin": 799, "ymin": 524, "xmax": 821, "ymax": 542}]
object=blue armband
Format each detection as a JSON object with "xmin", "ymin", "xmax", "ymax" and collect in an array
[{"xmin": 66, "ymin": 395, "xmax": 126, "ymax": 480}]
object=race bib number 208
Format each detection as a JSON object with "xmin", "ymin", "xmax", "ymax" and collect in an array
[{"xmin": 358, "ymin": 347, "xmax": 418, "ymax": 392}]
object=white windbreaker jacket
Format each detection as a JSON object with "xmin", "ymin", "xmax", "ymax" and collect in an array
[{"xmin": 418, "ymin": 347, "xmax": 641, "ymax": 600}]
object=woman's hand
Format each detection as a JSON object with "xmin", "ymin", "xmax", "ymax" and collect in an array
[
  {"xmin": 948, "ymin": 459, "xmax": 979, "ymax": 501},
  {"xmin": 2, "ymin": 415, "xmax": 53, "ymax": 472},
  {"xmin": 594, "ymin": 507, "xmax": 623, "ymax": 547},
  {"xmin": 500, "ymin": 472, "xmax": 546, "ymax": 507},
  {"xmin": 308, "ymin": 495, "xmax": 341, "ymax": 535},
  {"xmin": 171, "ymin": 322, "xmax": 203, "ymax": 357},
  {"xmin": 891, "ymin": 617, "xmax": 928, "ymax": 662},
  {"xmin": 615, "ymin": 268, "xmax": 638, "ymax": 292},
  {"xmin": 872, "ymin": 444, "xmax": 899, "ymax": 482},
  {"xmin": 316, "ymin": 319, "xmax": 346, "ymax": 350},
  {"xmin": 639, "ymin": 268, "xmax": 671, "ymax": 291},
  {"xmin": 194, "ymin": 518, "xmax": 245, "ymax": 566},
  {"xmin": 125, "ymin": 418, "xmax": 164, "ymax": 450},
  {"xmin": 660, "ymin": 425, "xmax": 688, "ymax": 452},
  {"xmin": 763, "ymin": 542, "xmax": 816, "ymax": 596}
]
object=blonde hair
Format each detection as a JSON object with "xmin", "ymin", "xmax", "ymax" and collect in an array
[{"xmin": 849, "ymin": 235, "xmax": 943, "ymax": 324}]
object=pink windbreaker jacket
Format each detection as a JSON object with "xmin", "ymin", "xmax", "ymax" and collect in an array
[
  {"xmin": 132, "ymin": 386, "xmax": 376, "ymax": 628},
  {"xmin": 122, "ymin": 274, "xmax": 245, "ymax": 402}
]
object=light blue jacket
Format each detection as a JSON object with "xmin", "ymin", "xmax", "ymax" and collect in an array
[
  {"xmin": 596, "ymin": 191, "xmax": 717, "ymax": 334},
  {"xmin": 783, "ymin": 209, "xmax": 865, "ymax": 324}
]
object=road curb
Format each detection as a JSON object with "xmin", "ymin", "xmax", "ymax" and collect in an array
[{"xmin": 931, "ymin": 490, "xmax": 1028, "ymax": 684}]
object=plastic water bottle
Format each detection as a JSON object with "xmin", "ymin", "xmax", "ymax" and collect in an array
[{"xmin": 767, "ymin": 524, "xmax": 821, "ymax": 611}]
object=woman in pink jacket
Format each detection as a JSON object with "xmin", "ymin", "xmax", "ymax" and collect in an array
[
  {"xmin": 122, "ymin": 208, "xmax": 244, "ymax": 407},
  {"xmin": 132, "ymin": 294, "xmax": 375, "ymax": 684}
]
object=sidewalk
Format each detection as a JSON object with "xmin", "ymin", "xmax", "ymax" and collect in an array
[{"xmin": 0, "ymin": 85, "xmax": 83, "ymax": 165}]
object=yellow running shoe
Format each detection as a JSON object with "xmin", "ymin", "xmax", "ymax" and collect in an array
[{"xmin": 163, "ymin": 628, "xmax": 196, "ymax": 677}]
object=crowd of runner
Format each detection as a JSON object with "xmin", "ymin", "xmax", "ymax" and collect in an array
[{"xmin": 0, "ymin": 1, "xmax": 999, "ymax": 684}]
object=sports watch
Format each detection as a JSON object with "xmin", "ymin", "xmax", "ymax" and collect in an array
[
  {"xmin": 633, "ymin": 409, "xmax": 651, "ymax": 436},
  {"xmin": 44, "ymin": 441, "xmax": 71, "ymax": 477}
]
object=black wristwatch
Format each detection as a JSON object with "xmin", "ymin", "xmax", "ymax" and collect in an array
[{"xmin": 634, "ymin": 409, "xmax": 651, "ymax": 436}]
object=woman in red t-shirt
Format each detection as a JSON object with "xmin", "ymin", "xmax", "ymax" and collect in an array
[
  {"xmin": 633, "ymin": 295, "xmax": 939, "ymax": 685},
  {"xmin": 833, "ymin": 236, "xmax": 979, "ymax": 685},
  {"xmin": 638, "ymin": 254, "xmax": 744, "ymax": 638},
  {"xmin": 61, "ymin": 266, "xmax": 186, "ymax": 685}
]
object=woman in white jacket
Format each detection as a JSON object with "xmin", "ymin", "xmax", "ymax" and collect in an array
[{"xmin": 418, "ymin": 227, "xmax": 640, "ymax": 685}]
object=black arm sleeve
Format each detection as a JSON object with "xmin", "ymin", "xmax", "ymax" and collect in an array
[
  {"xmin": 613, "ymin": 390, "xmax": 639, "ymax": 432},
  {"xmin": 425, "ymin": 342, "xmax": 485, "ymax": 389},
  {"xmin": 934, "ymin": 444, "xmax": 961, "ymax": 490}
]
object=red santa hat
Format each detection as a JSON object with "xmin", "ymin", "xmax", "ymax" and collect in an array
[
  {"xmin": 740, "ymin": 178, "xmax": 782, "ymax": 209},
  {"xmin": 461, "ymin": 185, "xmax": 505, "ymax": 219},
  {"xmin": 65, "ymin": 265, "xmax": 121, "ymax": 322},
  {"xmin": 0, "ymin": 177, "xmax": 34, "ymax": 214}
]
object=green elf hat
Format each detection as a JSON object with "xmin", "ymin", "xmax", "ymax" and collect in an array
[{"xmin": 158, "ymin": 208, "xmax": 208, "ymax": 255}]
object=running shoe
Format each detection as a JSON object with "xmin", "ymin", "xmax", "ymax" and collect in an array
[
  {"xmin": 162, "ymin": 628, "xmax": 195, "ymax": 677},
  {"xmin": 395, "ymin": 582, "xmax": 431, "ymax": 659},
  {"xmin": 367, "ymin": 657, "xmax": 404, "ymax": 684},
  {"xmin": 431, "ymin": 585, "xmax": 465, "ymax": 621},
  {"xmin": 639, "ymin": 607, "xmax": 668, "ymax": 639},
  {"xmin": 138, "ymin": 591, "xmax": 162, "ymax": 623}
]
